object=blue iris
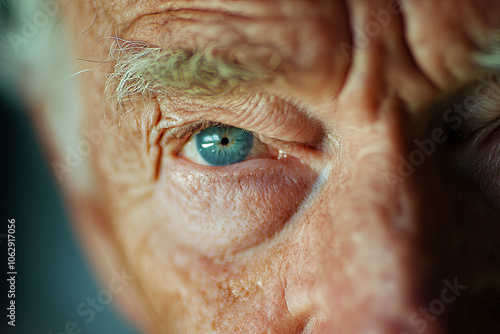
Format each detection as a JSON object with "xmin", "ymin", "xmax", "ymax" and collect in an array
[{"xmin": 195, "ymin": 126, "xmax": 253, "ymax": 166}]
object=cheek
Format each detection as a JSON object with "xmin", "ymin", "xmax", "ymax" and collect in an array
[{"xmin": 158, "ymin": 158, "xmax": 317, "ymax": 253}]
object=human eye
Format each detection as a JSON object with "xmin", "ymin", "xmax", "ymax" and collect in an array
[
  {"xmin": 152, "ymin": 96, "xmax": 329, "ymax": 253},
  {"xmin": 179, "ymin": 124, "xmax": 274, "ymax": 166}
]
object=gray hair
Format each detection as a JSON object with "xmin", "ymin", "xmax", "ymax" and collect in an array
[
  {"xmin": 106, "ymin": 39, "xmax": 278, "ymax": 111},
  {"xmin": 474, "ymin": 30, "xmax": 500, "ymax": 69}
]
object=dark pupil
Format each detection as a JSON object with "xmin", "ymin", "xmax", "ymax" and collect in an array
[{"xmin": 221, "ymin": 137, "xmax": 229, "ymax": 145}]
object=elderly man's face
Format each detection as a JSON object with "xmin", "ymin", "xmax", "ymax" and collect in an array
[{"xmin": 53, "ymin": 0, "xmax": 500, "ymax": 333}]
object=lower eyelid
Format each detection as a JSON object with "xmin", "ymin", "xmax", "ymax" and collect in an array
[{"xmin": 159, "ymin": 156, "xmax": 318, "ymax": 252}]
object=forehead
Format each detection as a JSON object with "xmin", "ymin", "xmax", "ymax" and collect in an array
[{"xmin": 87, "ymin": 0, "xmax": 500, "ymax": 116}]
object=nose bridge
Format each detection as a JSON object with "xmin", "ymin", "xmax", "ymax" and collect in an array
[
  {"xmin": 341, "ymin": 112, "xmax": 420, "ymax": 234},
  {"xmin": 306, "ymin": 106, "xmax": 446, "ymax": 333}
]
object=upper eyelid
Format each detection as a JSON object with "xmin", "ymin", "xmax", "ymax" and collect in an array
[{"xmin": 154, "ymin": 92, "xmax": 327, "ymax": 146}]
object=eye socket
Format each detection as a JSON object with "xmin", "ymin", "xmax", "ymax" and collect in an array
[{"xmin": 179, "ymin": 125, "xmax": 272, "ymax": 166}]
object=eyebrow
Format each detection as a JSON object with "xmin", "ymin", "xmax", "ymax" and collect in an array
[
  {"xmin": 473, "ymin": 30, "xmax": 500, "ymax": 70},
  {"xmin": 107, "ymin": 40, "xmax": 278, "ymax": 108},
  {"xmin": 424, "ymin": 32, "xmax": 500, "ymax": 119}
]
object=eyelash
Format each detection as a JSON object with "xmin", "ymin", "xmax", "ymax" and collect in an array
[{"xmin": 163, "ymin": 120, "xmax": 225, "ymax": 143}]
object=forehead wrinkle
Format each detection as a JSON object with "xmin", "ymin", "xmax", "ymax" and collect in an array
[
  {"xmin": 95, "ymin": 0, "xmax": 335, "ymax": 28},
  {"xmin": 96, "ymin": 0, "xmax": 350, "ymax": 110}
]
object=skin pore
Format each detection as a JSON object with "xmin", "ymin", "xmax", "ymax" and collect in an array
[{"xmin": 42, "ymin": 0, "xmax": 500, "ymax": 333}]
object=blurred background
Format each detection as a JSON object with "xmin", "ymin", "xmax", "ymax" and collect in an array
[
  {"xmin": 0, "ymin": 1, "xmax": 139, "ymax": 333},
  {"xmin": 1, "ymin": 90, "xmax": 139, "ymax": 334}
]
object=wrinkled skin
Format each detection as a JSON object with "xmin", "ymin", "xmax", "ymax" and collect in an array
[{"xmin": 44, "ymin": 0, "xmax": 500, "ymax": 333}]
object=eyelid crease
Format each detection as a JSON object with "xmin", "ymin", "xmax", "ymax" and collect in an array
[{"xmin": 156, "ymin": 97, "xmax": 327, "ymax": 147}]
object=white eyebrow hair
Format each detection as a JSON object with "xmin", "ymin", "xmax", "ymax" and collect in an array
[
  {"xmin": 474, "ymin": 30, "xmax": 500, "ymax": 69},
  {"xmin": 106, "ymin": 39, "xmax": 280, "ymax": 109}
]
